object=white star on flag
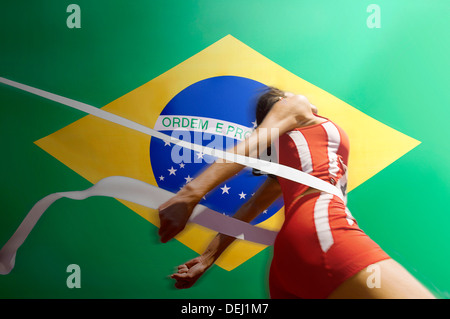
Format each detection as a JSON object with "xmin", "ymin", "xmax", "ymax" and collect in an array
[
  {"xmin": 184, "ymin": 175, "xmax": 194, "ymax": 183},
  {"xmin": 179, "ymin": 163, "xmax": 185, "ymax": 168},
  {"xmin": 220, "ymin": 184, "xmax": 231, "ymax": 194},
  {"xmin": 168, "ymin": 167, "xmax": 177, "ymax": 175},
  {"xmin": 164, "ymin": 141, "xmax": 171, "ymax": 146},
  {"xmin": 238, "ymin": 191, "xmax": 247, "ymax": 199},
  {"xmin": 196, "ymin": 151, "xmax": 204, "ymax": 159},
  {"xmin": 159, "ymin": 175, "xmax": 165, "ymax": 181}
]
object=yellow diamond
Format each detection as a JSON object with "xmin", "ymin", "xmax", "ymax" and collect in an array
[{"xmin": 34, "ymin": 35, "xmax": 420, "ymax": 271}]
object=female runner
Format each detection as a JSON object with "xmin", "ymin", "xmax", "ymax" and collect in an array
[{"xmin": 158, "ymin": 87, "xmax": 435, "ymax": 299}]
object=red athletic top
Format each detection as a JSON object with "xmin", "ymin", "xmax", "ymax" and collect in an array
[
  {"xmin": 270, "ymin": 116, "xmax": 391, "ymax": 299},
  {"xmin": 275, "ymin": 115, "xmax": 350, "ymax": 213}
]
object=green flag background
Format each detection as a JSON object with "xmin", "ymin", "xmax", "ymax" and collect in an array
[{"xmin": 0, "ymin": 0, "xmax": 449, "ymax": 299}]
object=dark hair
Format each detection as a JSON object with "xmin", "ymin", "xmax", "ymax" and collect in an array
[
  {"xmin": 255, "ymin": 87, "xmax": 285, "ymax": 126},
  {"xmin": 251, "ymin": 87, "xmax": 285, "ymax": 178}
]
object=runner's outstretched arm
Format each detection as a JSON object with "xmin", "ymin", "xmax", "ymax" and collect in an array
[
  {"xmin": 170, "ymin": 177, "xmax": 282, "ymax": 289},
  {"xmin": 158, "ymin": 94, "xmax": 314, "ymax": 243}
]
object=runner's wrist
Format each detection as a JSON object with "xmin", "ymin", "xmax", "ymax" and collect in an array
[
  {"xmin": 200, "ymin": 252, "xmax": 216, "ymax": 268},
  {"xmin": 177, "ymin": 183, "xmax": 203, "ymax": 204}
]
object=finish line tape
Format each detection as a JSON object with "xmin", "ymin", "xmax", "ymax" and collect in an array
[
  {"xmin": 0, "ymin": 176, "xmax": 277, "ymax": 275},
  {"xmin": 0, "ymin": 77, "xmax": 344, "ymax": 274}
]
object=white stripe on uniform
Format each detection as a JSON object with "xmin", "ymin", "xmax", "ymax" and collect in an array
[
  {"xmin": 314, "ymin": 193, "xmax": 334, "ymax": 252},
  {"xmin": 322, "ymin": 121, "xmax": 341, "ymax": 177},
  {"xmin": 287, "ymin": 131, "xmax": 313, "ymax": 174}
]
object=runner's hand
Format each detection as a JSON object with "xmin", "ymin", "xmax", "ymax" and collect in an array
[
  {"xmin": 171, "ymin": 256, "xmax": 213, "ymax": 289},
  {"xmin": 158, "ymin": 193, "xmax": 198, "ymax": 243}
]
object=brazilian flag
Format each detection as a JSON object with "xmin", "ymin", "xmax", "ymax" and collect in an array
[{"xmin": 0, "ymin": 0, "xmax": 449, "ymax": 300}]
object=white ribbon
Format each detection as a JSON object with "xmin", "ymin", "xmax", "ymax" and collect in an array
[
  {"xmin": 0, "ymin": 176, "xmax": 277, "ymax": 275},
  {"xmin": 0, "ymin": 77, "xmax": 343, "ymax": 200},
  {"xmin": 0, "ymin": 77, "xmax": 345, "ymax": 275}
]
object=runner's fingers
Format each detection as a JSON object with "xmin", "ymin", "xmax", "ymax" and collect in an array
[{"xmin": 177, "ymin": 265, "xmax": 188, "ymax": 273}]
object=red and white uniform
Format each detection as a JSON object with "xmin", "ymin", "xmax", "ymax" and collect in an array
[{"xmin": 270, "ymin": 115, "xmax": 390, "ymax": 299}]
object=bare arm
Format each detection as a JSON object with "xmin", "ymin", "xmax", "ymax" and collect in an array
[
  {"xmin": 172, "ymin": 96, "xmax": 310, "ymax": 200},
  {"xmin": 158, "ymin": 94, "xmax": 314, "ymax": 242},
  {"xmin": 171, "ymin": 177, "xmax": 282, "ymax": 289}
]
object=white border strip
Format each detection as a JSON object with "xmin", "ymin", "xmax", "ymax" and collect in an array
[{"xmin": 154, "ymin": 115, "xmax": 253, "ymax": 141}]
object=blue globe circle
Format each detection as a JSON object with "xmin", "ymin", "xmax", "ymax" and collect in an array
[{"xmin": 149, "ymin": 76, "xmax": 283, "ymax": 225}]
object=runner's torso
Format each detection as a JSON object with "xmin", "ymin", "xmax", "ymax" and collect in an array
[{"xmin": 274, "ymin": 115, "xmax": 350, "ymax": 213}]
